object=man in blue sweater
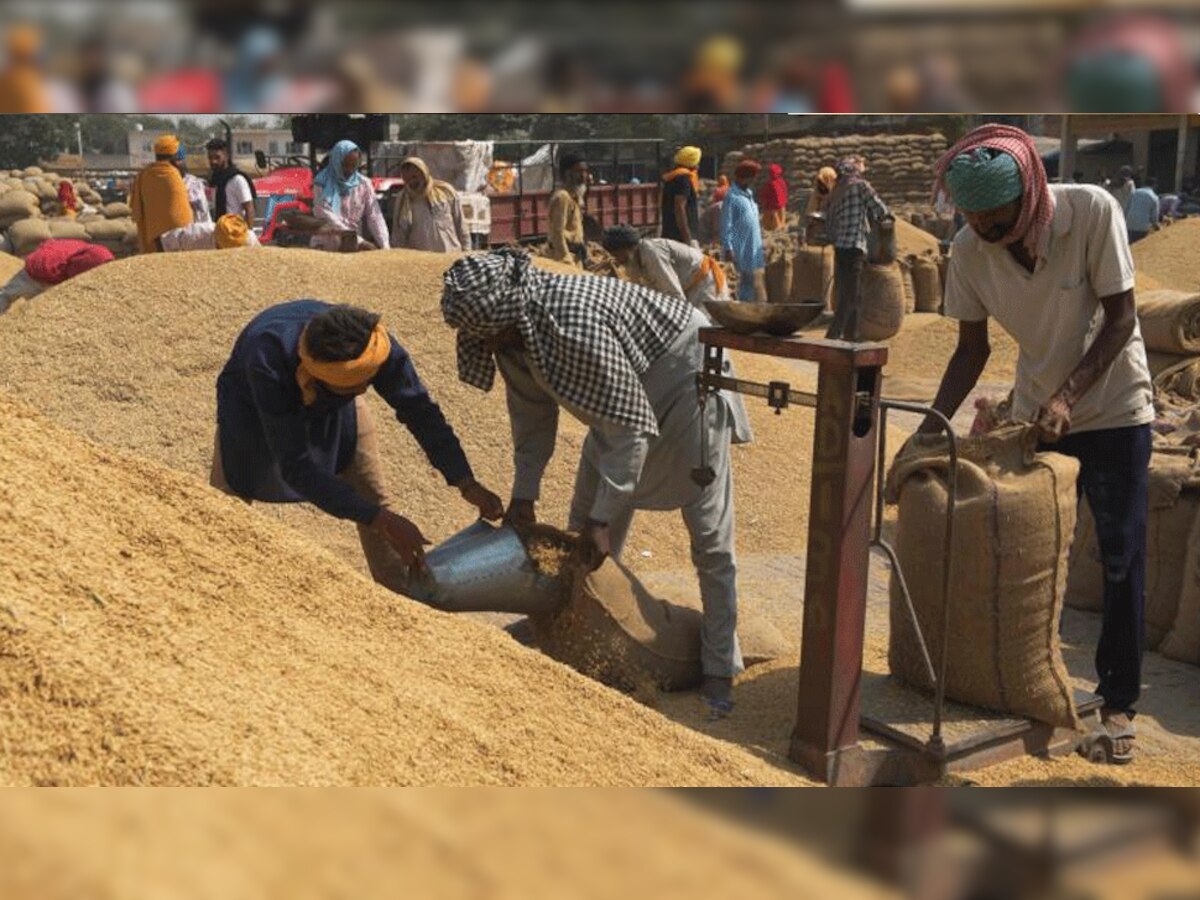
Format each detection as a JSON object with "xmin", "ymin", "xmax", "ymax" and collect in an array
[{"xmin": 212, "ymin": 300, "xmax": 504, "ymax": 591}]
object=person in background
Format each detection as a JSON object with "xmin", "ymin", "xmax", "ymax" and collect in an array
[
  {"xmin": 205, "ymin": 138, "xmax": 256, "ymax": 228},
  {"xmin": 602, "ymin": 224, "xmax": 729, "ymax": 309},
  {"xmin": 802, "ymin": 166, "xmax": 838, "ymax": 245},
  {"xmin": 0, "ymin": 25, "xmax": 48, "ymax": 113},
  {"xmin": 547, "ymin": 152, "xmax": 588, "ymax": 267},
  {"xmin": 130, "ymin": 134, "xmax": 193, "ymax": 254},
  {"xmin": 757, "ymin": 163, "xmax": 788, "ymax": 232},
  {"xmin": 57, "ymin": 180, "xmax": 79, "ymax": 219},
  {"xmin": 391, "ymin": 156, "xmax": 469, "ymax": 253},
  {"xmin": 662, "ymin": 145, "xmax": 702, "ymax": 247},
  {"xmin": 442, "ymin": 249, "xmax": 752, "ymax": 719},
  {"xmin": 698, "ymin": 175, "xmax": 731, "ymax": 245},
  {"xmin": 720, "ymin": 160, "xmax": 766, "ymax": 303},
  {"xmin": 920, "ymin": 124, "xmax": 1153, "ymax": 764},
  {"xmin": 160, "ymin": 213, "xmax": 261, "ymax": 252},
  {"xmin": 310, "ymin": 140, "xmax": 388, "ymax": 252},
  {"xmin": 1125, "ymin": 176, "xmax": 1161, "ymax": 243},
  {"xmin": 825, "ymin": 156, "xmax": 891, "ymax": 340},
  {"xmin": 712, "ymin": 174, "xmax": 730, "ymax": 203},
  {"xmin": 163, "ymin": 142, "xmax": 212, "ymax": 225},
  {"xmin": 1110, "ymin": 165, "xmax": 1135, "ymax": 216},
  {"xmin": 213, "ymin": 301, "xmax": 504, "ymax": 591}
]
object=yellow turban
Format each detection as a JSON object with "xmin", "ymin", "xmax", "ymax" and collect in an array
[
  {"xmin": 815, "ymin": 166, "xmax": 838, "ymax": 193},
  {"xmin": 674, "ymin": 146, "xmax": 702, "ymax": 168},
  {"xmin": 296, "ymin": 321, "xmax": 391, "ymax": 406},
  {"xmin": 153, "ymin": 134, "xmax": 180, "ymax": 157},
  {"xmin": 214, "ymin": 214, "xmax": 250, "ymax": 249},
  {"xmin": 7, "ymin": 25, "xmax": 42, "ymax": 60}
]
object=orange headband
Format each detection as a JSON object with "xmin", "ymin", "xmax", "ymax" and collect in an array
[{"xmin": 296, "ymin": 322, "xmax": 390, "ymax": 405}]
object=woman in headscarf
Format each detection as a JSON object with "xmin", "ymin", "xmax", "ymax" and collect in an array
[
  {"xmin": 442, "ymin": 248, "xmax": 752, "ymax": 718},
  {"xmin": 802, "ymin": 166, "xmax": 838, "ymax": 245},
  {"xmin": 602, "ymin": 224, "xmax": 729, "ymax": 310},
  {"xmin": 310, "ymin": 140, "xmax": 389, "ymax": 252},
  {"xmin": 57, "ymin": 180, "xmax": 79, "ymax": 219},
  {"xmin": 757, "ymin": 163, "xmax": 788, "ymax": 232},
  {"xmin": 390, "ymin": 156, "xmax": 470, "ymax": 252}
]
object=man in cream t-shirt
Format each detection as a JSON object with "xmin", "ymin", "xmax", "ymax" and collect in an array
[{"xmin": 919, "ymin": 125, "xmax": 1154, "ymax": 763}]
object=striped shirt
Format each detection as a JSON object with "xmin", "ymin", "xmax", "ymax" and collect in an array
[{"xmin": 827, "ymin": 180, "xmax": 888, "ymax": 252}]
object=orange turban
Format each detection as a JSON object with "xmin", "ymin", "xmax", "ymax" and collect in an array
[
  {"xmin": 295, "ymin": 321, "xmax": 390, "ymax": 405},
  {"xmin": 153, "ymin": 134, "xmax": 180, "ymax": 157},
  {"xmin": 214, "ymin": 214, "xmax": 250, "ymax": 248}
]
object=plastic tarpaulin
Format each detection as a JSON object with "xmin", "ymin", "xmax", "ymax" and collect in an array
[{"xmin": 374, "ymin": 141, "xmax": 494, "ymax": 193}]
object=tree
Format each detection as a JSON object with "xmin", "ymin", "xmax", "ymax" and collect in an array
[{"xmin": 0, "ymin": 116, "xmax": 75, "ymax": 168}]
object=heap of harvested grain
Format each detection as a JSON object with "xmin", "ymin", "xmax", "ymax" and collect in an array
[
  {"xmin": 1133, "ymin": 219, "xmax": 1200, "ymax": 292},
  {"xmin": 0, "ymin": 392, "xmax": 809, "ymax": 786},
  {"xmin": 0, "ymin": 250, "xmax": 24, "ymax": 283},
  {"xmin": 0, "ymin": 248, "xmax": 901, "ymax": 579},
  {"xmin": 722, "ymin": 134, "xmax": 951, "ymax": 226}
]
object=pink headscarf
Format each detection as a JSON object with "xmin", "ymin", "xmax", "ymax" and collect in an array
[{"xmin": 933, "ymin": 124, "xmax": 1055, "ymax": 258}]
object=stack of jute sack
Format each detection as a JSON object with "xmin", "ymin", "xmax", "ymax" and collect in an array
[
  {"xmin": 721, "ymin": 133, "xmax": 951, "ymax": 230},
  {"xmin": 0, "ymin": 167, "xmax": 136, "ymax": 258},
  {"xmin": 1137, "ymin": 290, "xmax": 1200, "ymax": 409}
]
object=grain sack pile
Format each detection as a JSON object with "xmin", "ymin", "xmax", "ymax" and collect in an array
[
  {"xmin": 0, "ymin": 170, "xmax": 132, "ymax": 258},
  {"xmin": 0, "ymin": 792, "xmax": 894, "ymax": 899},
  {"xmin": 721, "ymin": 133, "xmax": 953, "ymax": 232},
  {"xmin": 0, "ymin": 248, "xmax": 906, "ymax": 581},
  {"xmin": 885, "ymin": 427, "xmax": 1080, "ymax": 729},
  {"xmin": 1065, "ymin": 454, "xmax": 1200, "ymax": 652},
  {"xmin": 0, "ymin": 392, "xmax": 810, "ymax": 787}
]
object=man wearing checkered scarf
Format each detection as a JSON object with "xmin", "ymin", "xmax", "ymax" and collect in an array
[
  {"xmin": 442, "ymin": 248, "xmax": 753, "ymax": 717},
  {"xmin": 920, "ymin": 125, "xmax": 1154, "ymax": 762}
]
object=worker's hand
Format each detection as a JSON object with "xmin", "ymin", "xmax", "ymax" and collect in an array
[
  {"xmin": 1034, "ymin": 394, "xmax": 1073, "ymax": 444},
  {"xmin": 575, "ymin": 519, "xmax": 612, "ymax": 572},
  {"xmin": 504, "ymin": 498, "xmax": 537, "ymax": 532},
  {"xmin": 458, "ymin": 477, "xmax": 504, "ymax": 521},
  {"xmin": 359, "ymin": 240, "xmax": 379, "ymax": 252},
  {"xmin": 371, "ymin": 508, "xmax": 431, "ymax": 574}
]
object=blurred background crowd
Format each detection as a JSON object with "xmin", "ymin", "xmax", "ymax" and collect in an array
[{"xmin": 0, "ymin": 1, "xmax": 1197, "ymax": 115}]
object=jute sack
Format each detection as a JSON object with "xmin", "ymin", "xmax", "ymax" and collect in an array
[
  {"xmin": 102, "ymin": 202, "xmax": 133, "ymax": 219},
  {"xmin": 765, "ymin": 244, "xmax": 793, "ymax": 304},
  {"xmin": 47, "ymin": 218, "xmax": 90, "ymax": 241},
  {"xmin": 898, "ymin": 258, "xmax": 915, "ymax": 314},
  {"xmin": 858, "ymin": 261, "xmax": 905, "ymax": 341},
  {"xmin": 792, "ymin": 245, "xmax": 832, "ymax": 305},
  {"xmin": 1065, "ymin": 454, "xmax": 1200, "ymax": 649},
  {"xmin": 0, "ymin": 190, "xmax": 39, "ymax": 219},
  {"xmin": 885, "ymin": 426, "xmax": 1081, "ymax": 729},
  {"xmin": 1137, "ymin": 290, "xmax": 1200, "ymax": 355},
  {"xmin": 912, "ymin": 255, "xmax": 942, "ymax": 313},
  {"xmin": 7, "ymin": 218, "xmax": 52, "ymax": 256},
  {"xmin": 85, "ymin": 218, "xmax": 132, "ymax": 241},
  {"xmin": 1161, "ymin": 511, "xmax": 1200, "ymax": 665}
]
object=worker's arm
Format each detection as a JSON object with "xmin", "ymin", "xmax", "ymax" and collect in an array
[
  {"xmin": 451, "ymin": 193, "xmax": 471, "ymax": 251},
  {"xmin": 547, "ymin": 191, "xmax": 570, "ymax": 261},
  {"xmin": 496, "ymin": 351, "xmax": 560, "ymax": 507},
  {"xmin": 865, "ymin": 183, "xmax": 890, "ymax": 223},
  {"xmin": 641, "ymin": 242, "xmax": 687, "ymax": 302},
  {"xmin": 241, "ymin": 201, "xmax": 255, "ymax": 228},
  {"xmin": 247, "ymin": 365, "xmax": 382, "ymax": 524},
  {"xmin": 372, "ymin": 338, "xmax": 474, "ymax": 487},
  {"xmin": 362, "ymin": 187, "xmax": 389, "ymax": 251},
  {"xmin": 674, "ymin": 192, "xmax": 693, "ymax": 245},
  {"xmin": 719, "ymin": 194, "xmax": 736, "ymax": 257},
  {"xmin": 389, "ymin": 198, "xmax": 409, "ymax": 249},
  {"xmin": 312, "ymin": 185, "xmax": 354, "ymax": 231},
  {"xmin": 918, "ymin": 319, "xmax": 991, "ymax": 434}
]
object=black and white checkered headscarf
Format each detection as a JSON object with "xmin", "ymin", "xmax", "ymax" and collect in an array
[{"xmin": 441, "ymin": 249, "xmax": 693, "ymax": 435}]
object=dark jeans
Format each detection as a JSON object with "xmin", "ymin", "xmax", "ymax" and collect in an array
[
  {"xmin": 1041, "ymin": 424, "xmax": 1151, "ymax": 714},
  {"xmin": 826, "ymin": 247, "xmax": 864, "ymax": 341}
]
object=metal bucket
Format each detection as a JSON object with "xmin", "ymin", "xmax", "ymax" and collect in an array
[{"xmin": 407, "ymin": 520, "xmax": 567, "ymax": 614}]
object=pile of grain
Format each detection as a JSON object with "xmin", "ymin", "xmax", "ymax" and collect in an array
[
  {"xmin": 0, "ymin": 247, "xmax": 880, "ymax": 579},
  {"xmin": 1132, "ymin": 219, "xmax": 1200, "ymax": 292},
  {"xmin": 722, "ymin": 133, "xmax": 951, "ymax": 229},
  {"xmin": 0, "ymin": 169, "xmax": 133, "ymax": 258},
  {"xmin": 0, "ymin": 391, "xmax": 809, "ymax": 786},
  {"xmin": 0, "ymin": 791, "xmax": 895, "ymax": 898},
  {"xmin": 0, "ymin": 249, "xmax": 24, "ymax": 283}
]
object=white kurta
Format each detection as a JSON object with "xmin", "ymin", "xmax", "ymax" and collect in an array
[
  {"xmin": 625, "ymin": 237, "xmax": 729, "ymax": 310},
  {"xmin": 159, "ymin": 221, "xmax": 261, "ymax": 252},
  {"xmin": 310, "ymin": 181, "xmax": 389, "ymax": 251},
  {"xmin": 496, "ymin": 307, "xmax": 752, "ymax": 676}
]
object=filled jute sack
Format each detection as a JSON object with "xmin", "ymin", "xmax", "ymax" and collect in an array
[
  {"xmin": 792, "ymin": 245, "xmax": 832, "ymax": 305},
  {"xmin": 1064, "ymin": 454, "xmax": 1200, "ymax": 649},
  {"xmin": 765, "ymin": 244, "xmax": 793, "ymax": 304},
  {"xmin": 886, "ymin": 426, "xmax": 1081, "ymax": 729},
  {"xmin": 1148, "ymin": 352, "xmax": 1200, "ymax": 405},
  {"xmin": 7, "ymin": 218, "xmax": 52, "ymax": 256},
  {"xmin": 858, "ymin": 261, "xmax": 906, "ymax": 341},
  {"xmin": 0, "ymin": 190, "xmax": 40, "ymax": 219},
  {"xmin": 102, "ymin": 201, "xmax": 133, "ymax": 219},
  {"xmin": 1161, "ymin": 511, "xmax": 1200, "ymax": 665},
  {"xmin": 1137, "ymin": 290, "xmax": 1200, "ymax": 355},
  {"xmin": 84, "ymin": 217, "xmax": 134, "ymax": 242},
  {"xmin": 912, "ymin": 255, "xmax": 942, "ymax": 313},
  {"xmin": 46, "ymin": 218, "xmax": 90, "ymax": 241}
]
